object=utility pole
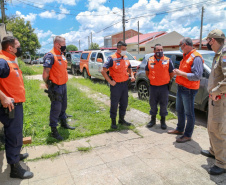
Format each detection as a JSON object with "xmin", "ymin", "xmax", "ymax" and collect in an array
[
  {"xmin": 91, "ymin": 32, "xmax": 92, "ymax": 46},
  {"xmin": 88, "ymin": 36, "xmax": 90, "ymax": 49},
  {"xmin": 122, "ymin": 0, "xmax": 125, "ymax": 42},
  {"xmin": 138, "ymin": 21, "xmax": 139, "ymax": 54},
  {"xmin": 199, "ymin": 6, "xmax": 204, "ymax": 50},
  {"xmin": 1, "ymin": 0, "xmax": 6, "ymax": 24},
  {"xmin": 79, "ymin": 40, "xmax": 80, "ymax": 50}
]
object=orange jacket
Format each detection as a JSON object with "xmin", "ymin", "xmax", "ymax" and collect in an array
[
  {"xmin": 49, "ymin": 48, "xmax": 68, "ymax": 85},
  {"xmin": 147, "ymin": 55, "xmax": 170, "ymax": 86},
  {"xmin": 0, "ymin": 50, "xmax": 26, "ymax": 103},
  {"xmin": 109, "ymin": 53, "xmax": 130, "ymax": 83},
  {"xmin": 176, "ymin": 49, "xmax": 204, "ymax": 89}
]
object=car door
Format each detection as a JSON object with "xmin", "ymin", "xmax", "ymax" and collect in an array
[
  {"xmin": 95, "ymin": 52, "xmax": 104, "ymax": 79},
  {"xmin": 89, "ymin": 52, "xmax": 97, "ymax": 76},
  {"xmin": 66, "ymin": 53, "xmax": 72, "ymax": 68}
]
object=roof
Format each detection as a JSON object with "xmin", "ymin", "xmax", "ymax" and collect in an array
[
  {"xmin": 125, "ymin": 31, "xmax": 167, "ymax": 45},
  {"xmin": 192, "ymin": 39, "xmax": 208, "ymax": 46},
  {"xmin": 104, "ymin": 29, "xmax": 140, "ymax": 38}
]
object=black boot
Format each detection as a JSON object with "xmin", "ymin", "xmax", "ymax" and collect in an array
[
  {"xmin": 60, "ymin": 119, "xmax": 75, "ymax": 130},
  {"xmin": 51, "ymin": 127, "xmax": 63, "ymax": 140},
  {"xmin": 147, "ymin": 115, "xmax": 156, "ymax": 128},
  {"xmin": 10, "ymin": 162, "xmax": 33, "ymax": 179},
  {"xmin": 66, "ymin": 114, "xmax": 73, "ymax": 118},
  {"xmin": 111, "ymin": 118, "xmax": 118, "ymax": 129},
  {"xmin": 118, "ymin": 115, "xmax": 131, "ymax": 126},
  {"xmin": 19, "ymin": 153, "xmax": 29, "ymax": 161},
  {"xmin": 160, "ymin": 116, "xmax": 167, "ymax": 130}
]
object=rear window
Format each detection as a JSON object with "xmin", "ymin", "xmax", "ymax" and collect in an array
[
  {"xmin": 81, "ymin": 53, "xmax": 89, "ymax": 60},
  {"xmin": 202, "ymin": 53, "xmax": 214, "ymax": 69}
]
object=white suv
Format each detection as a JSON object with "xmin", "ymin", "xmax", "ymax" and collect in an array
[{"xmin": 88, "ymin": 49, "xmax": 140, "ymax": 82}]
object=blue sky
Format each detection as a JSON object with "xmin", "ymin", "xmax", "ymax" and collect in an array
[{"xmin": 6, "ymin": 0, "xmax": 226, "ymax": 53}]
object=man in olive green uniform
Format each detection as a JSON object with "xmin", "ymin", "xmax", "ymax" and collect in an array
[{"xmin": 201, "ymin": 29, "xmax": 226, "ymax": 175}]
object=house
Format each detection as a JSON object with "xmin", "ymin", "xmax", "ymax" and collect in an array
[
  {"xmin": 104, "ymin": 29, "xmax": 142, "ymax": 48},
  {"xmin": 124, "ymin": 31, "xmax": 184, "ymax": 55},
  {"xmin": 0, "ymin": 23, "xmax": 13, "ymax": 50}
]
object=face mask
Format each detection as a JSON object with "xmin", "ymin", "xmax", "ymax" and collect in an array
[
  {"xmin": 179, "ymin": 47, "xmax": 183, "ymax": 53},
  {"xmin": 207, "ymin": 42, "xmax": 212, "ymax": 51},
  {"xmin": 60, "ymin": 46, "xmax": 66, "ymax": 53},
  {"xmin": 63, "ymin": 51, "xmax": 66, "ymax": 56},
  {"xmin": 15, "ymin": 47, "xmax": 22, "ymax": 57},
  {"xmin": 120, "ymin": 50, "xmax": 127, "ymax": 56},
  {"xmin": 156, "ymin": 51, "xmax": 163, "ymax": 58}
]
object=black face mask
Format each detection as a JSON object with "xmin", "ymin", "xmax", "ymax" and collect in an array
[
  {"xmin": 207, "ymin": 43, "xmax": 212, "ymax": 51},
  {"xmin": 155, "ymin": 51, "xmax": 163, "ymax": 58},
  {"xmin": 15, "ymin": 47, "xmax": 22, "ymax": 57},
  {"xmin": 60, "ymin": 46, "xmax": 66, "ymax": 53}
]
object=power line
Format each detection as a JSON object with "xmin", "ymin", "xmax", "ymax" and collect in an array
[{"xmin": 14, "ymin": 0, "xmax": 122, "ymax": 17}]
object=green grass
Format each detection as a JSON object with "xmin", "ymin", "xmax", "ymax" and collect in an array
[
  {"xmin": 77, "ymin": 146, "xmax": 92, "ymax": 152},
  {"xmin": 19, "ymin": 77, "xmax": 134, "ymax": 148},
  {"xmin": 18, "ymin": 59, "xmax": 43, "ymax": 75},
  {"xmin": 72, "ymin": 78, "xmax": 176, "ymax": 121}
]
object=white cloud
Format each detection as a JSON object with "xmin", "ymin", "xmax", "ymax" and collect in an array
[
  {"xmin": 15, "ymin": 11, "xmax": 37, "ymax": 23},
  {"xmin": 13, "ymin": 0, "xmax": 79, "ymax": 6},
  {"xmin": 87, "ymin": 0, "xmax": 107, "ymax": 11},
  {"xmin": 35, "ymin": 29, "xmax": 53, "ymax": 39},
  {"xmin": 39, "ymin": 5, "xmax": 70, "ymax": 20}
]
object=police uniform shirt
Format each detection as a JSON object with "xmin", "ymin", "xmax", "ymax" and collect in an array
[
  {"xmin": 145, "ymin": 57, "xmax": 174, "ymax": 73},
  {"xmin": 0, "ymin": 59, "xmax": 10, "ymax": 78},
  {"xmin": 43, "ymin": 53, "xmax": 55, "ymax": 68},
  {"xmin": 103, "ymin": 56, "xmax": 132, "ymax": 69}
]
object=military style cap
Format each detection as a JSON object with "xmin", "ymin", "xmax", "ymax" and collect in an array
[{"xmin": 207, "ymin": 29, "xmax": 225, "ymax": 39}]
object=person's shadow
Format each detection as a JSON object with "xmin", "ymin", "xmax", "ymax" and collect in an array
[{"xmin": 201, "ymin": 158, "xmax": 226, "ymax": 184}]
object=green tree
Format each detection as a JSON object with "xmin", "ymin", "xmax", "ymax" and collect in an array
[
  {"xmin": 6, "ymin": 17, "xmax": 41, "ymax": 56},
  {"xmin": 66, "ymin": 44, "xmax": 78, "ymax": 52},
  {"xmin": 90, "ymin": 43, "xmax": 99, "ymax": 49}
]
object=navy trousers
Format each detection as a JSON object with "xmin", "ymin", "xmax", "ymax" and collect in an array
[
  {"xmin": 49, "ymin": 84, "xmax": 67, "ymax": 127},
  {"xmin": 0, "ymin": 104, "xmax": 23, "ymax": 164},
  {"xmin": 110, "ymin": 81, "xmax": 128, "ymax": 119},
  {"xmin": 149, "ymin": 84, "xmax": 169, "ymax": 117}
]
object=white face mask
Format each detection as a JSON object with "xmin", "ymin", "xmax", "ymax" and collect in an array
[{"xmin": 120, "ymin": 50, "xmax": 127, "ymax": 56}]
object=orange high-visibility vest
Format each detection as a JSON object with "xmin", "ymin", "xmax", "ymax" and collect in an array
[
  {"xmin": 176, "ymin": 49, "xmax": 204, "ymax": 89},
  {"xmin": 109, "ymin": 53, "xmax": 130, "ymax": 83},
  {"xmin": 0, "ymin": 50, "xmax": 26, "ymax": 103},
  {"xmin": 48, "ymin": 48, "xmax": 68, "ymax": 85},
  {"xmin": 147, "ymin": 55, "xmax": 170, "ymax": 86}
]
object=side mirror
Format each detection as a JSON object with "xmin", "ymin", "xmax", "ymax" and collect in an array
[
  {"xmin": 133, "ymin": 56, "xmax": 137, "ymax": 60},
  {"xmin": 96, "ymin": 58, "xmax": 103, "ymax": 63}
]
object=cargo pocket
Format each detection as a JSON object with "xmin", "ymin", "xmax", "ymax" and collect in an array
[
  {"xmin": 212, "ymin": 100, "xmax": 224, "ymax": 123},
  {"xmin": 5, "ymin": 130, "xmax": 23, "ymax": 148}
]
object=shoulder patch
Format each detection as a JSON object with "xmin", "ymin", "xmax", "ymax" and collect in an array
[
  {"xmin": 223, "ymin": 56, "xmax": 226, "ymax": 62},
  {"xmin": 45, "ymin": 58, "xmax": 51, "ymax": 64},
  {"xmin": 222, "ymin": 47, "xmax": 226, "ymax": 53}
]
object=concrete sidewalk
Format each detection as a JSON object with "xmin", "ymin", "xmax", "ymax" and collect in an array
[{"xmin": 0, "ymin": 120, "xmax": 225, "ymax": 185}]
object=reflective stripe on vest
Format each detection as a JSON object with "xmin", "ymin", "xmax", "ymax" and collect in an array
[
  {"xmin": 175, "ymin": 49, "xmax": 204, "ymax": 89},
  {"xmin": 147, "ymin": 55, "xmax": 170, "ymax": 86},
  {"xmin": 48, "ymin": 48, "xmax": 68, "ymax": 85},
  {"xmin": 0, "ymin": 50, "xmax": 26, "ymax": 103},
  {"xmin": 109, "ymin": 53, "xmax": 130, "ymax": 83}
]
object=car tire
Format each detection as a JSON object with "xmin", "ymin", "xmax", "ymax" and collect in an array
[
  {"xmin": 71, "ymin": 65, "xmax": 76, "ymax": 76},
  {"xmin": 137, "ymin": 81, "xmax": 149, "ymax": 100},
  {"xmin": 83, "ymin": 68, "xmax": 90, "ymax": 79}
]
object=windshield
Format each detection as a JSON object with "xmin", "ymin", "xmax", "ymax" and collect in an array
[
  {"xmin": 104, "ymin": 51, "xmax": 135, "ymax": 60},
  {"xmin": 202, "ymin": 53, "xmax": 215, "ymax": 68},
  {"xmin": 104, "ymin": 51, "xmax": 115, "ymax": 58},
  {"xmin": 72, "ymin": 53, "xmax": 81, "ymax": 59}
]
